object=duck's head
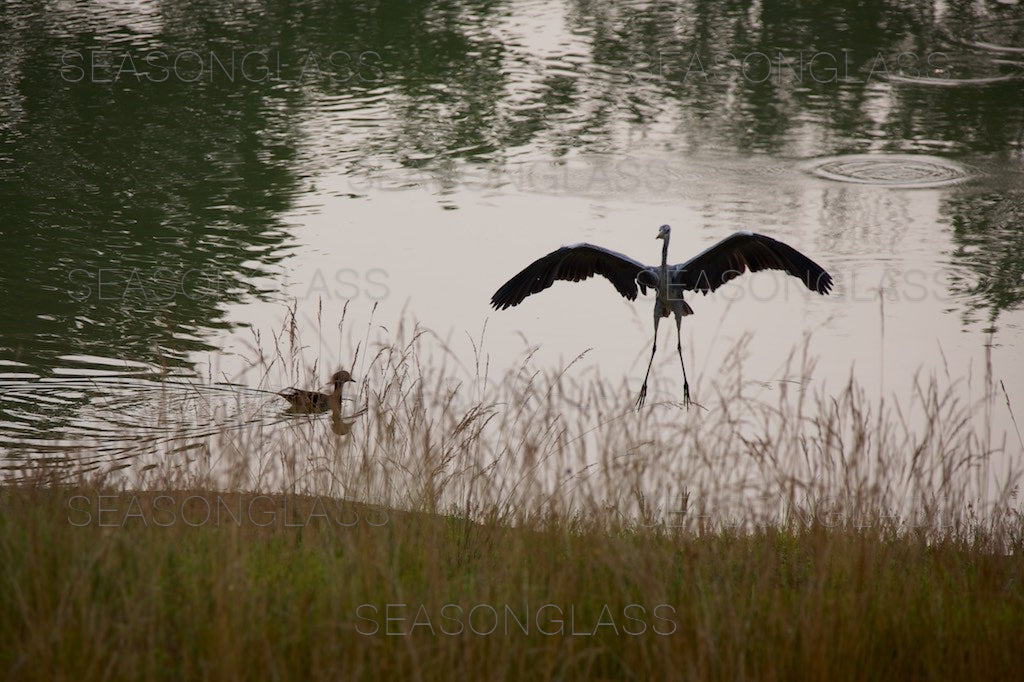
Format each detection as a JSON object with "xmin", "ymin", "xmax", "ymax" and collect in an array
[{"xmin": 330, "ymin": 370, "xmax": 355, "ymax": 385}]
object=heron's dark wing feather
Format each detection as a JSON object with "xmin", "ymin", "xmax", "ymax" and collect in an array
[
  {"xmin": 672, "ymin": 231, "xmax": 833, "ymax": 295},
  {"xmin": 491, "ymin": 243, "xmax": 651, "ymax": 310}
]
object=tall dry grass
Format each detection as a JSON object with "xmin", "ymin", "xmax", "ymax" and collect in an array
[{"xmin": 1, "ymin": 309, "xmax": 1022, "ymax": 679}]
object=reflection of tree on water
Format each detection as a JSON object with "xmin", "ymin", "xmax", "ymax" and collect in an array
[
  {"xmin": 944, "ymin": 191, "xmax": 1024, "ymax": 332},
  {"xmin": 2, "ymin": 0, "xmax": 1024, "ymax": 378},
  {"xmin": 0, "ymin": 5, "xmax": 305, "ymax": 373}
]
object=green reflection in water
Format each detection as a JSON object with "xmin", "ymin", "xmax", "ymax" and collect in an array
[
  {"xmin": 0, "ymin": 0, "xmax": 1022, "ymax": 379},
  {"xmin": 946, "ymin": 191, "xmax": 1024, "ymax": 332}
]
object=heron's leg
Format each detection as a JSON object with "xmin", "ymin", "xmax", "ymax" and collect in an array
[
  {"xmin": 674, "ymin": 306, "xmax": 691, "ymax": 408},
  {"xmin": 636, "ymin": 310, "xmax": 662, "ymax": 410}
]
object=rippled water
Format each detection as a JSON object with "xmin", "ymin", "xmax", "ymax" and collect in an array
[
  {"xmin": 1, "ymin": 0, "xmax": 1023, "ymax": 476},
  {"xmin": 0, "ymin": 355, "xmax": 362, "ymax": 475},
  {"xmin": 804, "ymin": 154, "xmax": 972, "ymax": 188}
]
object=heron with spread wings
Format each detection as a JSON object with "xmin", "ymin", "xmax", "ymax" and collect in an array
[{"xmin": 490, "ymin": 225, "xmax": 833, "ymax": 409}]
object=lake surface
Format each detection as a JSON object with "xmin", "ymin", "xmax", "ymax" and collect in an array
[{"xmin": 1, "ymin": 0, "xmax": 1023, "ymax": 481}]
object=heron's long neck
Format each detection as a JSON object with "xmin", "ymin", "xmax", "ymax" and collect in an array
[{"xmin": 660, "ymin": 236, "xmax": 670, "ymax": 290}]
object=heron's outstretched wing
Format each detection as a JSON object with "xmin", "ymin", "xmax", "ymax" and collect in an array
[
  {"xmin": 491, "ymin": 243, "xmax": 652, "ymax": 310},
  {"xmin": 672, "ymin": 231, "xmax": 833, "ymax": 295}
]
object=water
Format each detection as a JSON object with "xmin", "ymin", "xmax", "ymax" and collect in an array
[{"xmin": 1, "ymin": 0, "xmax": 1023, "ymax": 479}]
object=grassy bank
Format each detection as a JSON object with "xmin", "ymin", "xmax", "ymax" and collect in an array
[
  {"xmin": 2, "ymin": 324, "xmax": 1022, "ymax": 679},
  {"xmin": 1, "ymin": 487, "xmax": 1022, "ymax": 680}
]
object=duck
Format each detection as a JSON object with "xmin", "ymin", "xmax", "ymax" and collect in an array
[{"xmin": 277, "ymin": 370, "xmax": 355, "ymax": 413}]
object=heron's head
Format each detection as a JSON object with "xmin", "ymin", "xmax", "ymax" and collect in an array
[
  {"xmin": 330, "ymin": 370, "xmax": 355, "ymax": 385},
  {"xmin": 656, "ymin": 224, "xmax": 671, "ymax": 240}
]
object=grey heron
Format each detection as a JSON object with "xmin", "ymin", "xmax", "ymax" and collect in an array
[
  {"xmin": 490, "ymin": 225, "xmax": 833, "ymax": 409},
  {"xmin": 278, "ymin": 370, "xmax": 355, "ymax": 413}
]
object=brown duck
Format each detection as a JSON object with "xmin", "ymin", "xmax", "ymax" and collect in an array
[{"xmin": 277, "ymin": 370, "xmax": 355, "ymax": 413}]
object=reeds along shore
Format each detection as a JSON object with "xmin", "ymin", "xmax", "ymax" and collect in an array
[{"xmin": 1, "ymin": 317, "xmax": 1022, "ymax": 680}]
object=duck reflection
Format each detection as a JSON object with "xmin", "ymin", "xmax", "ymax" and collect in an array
[{"xmin": 330, "ymin": 404, "xmax": 368, "ymax": 436}]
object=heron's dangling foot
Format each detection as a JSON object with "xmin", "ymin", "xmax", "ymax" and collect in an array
[
  {"xmin": 635, "ymin": 383, "xmax": 648, "ymax": 411},
  {"xmin": 638, "ymin": 318, "xmax": 660, "ymax": 412},
  {"xmin": 674, "ymin": 318, "xmax": 691, "ymax": 409}
]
